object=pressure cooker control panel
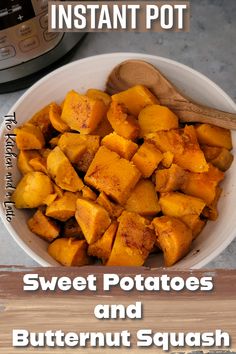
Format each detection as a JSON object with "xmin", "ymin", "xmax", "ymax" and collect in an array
[{"xmin": 0, "ymin": 0, "xmax": 63, "ymax": 70}]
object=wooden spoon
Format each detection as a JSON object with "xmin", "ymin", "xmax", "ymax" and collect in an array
[{"xmin": 106, "ymin": 60, "xmax": 236, "ymax": 130}]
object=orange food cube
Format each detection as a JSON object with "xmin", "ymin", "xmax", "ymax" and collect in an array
[
  {"xmin": 112, "ymin": 85, "xmax": 159, "ymax": 116},
  {"xmin": 49, "ymin": 102, "xmax": 69, "ymax": 133},
  {"xmin": 179, "ymin": 214, "xmax": 206, "ymax": 240},
  {"xmin": 107, "ymin": 101, "xmax": 140, "ymax": 140},
  {"xmin": 132, "ymin": 142, "xmax": 163, "ymax": 177},
  {"xmin": 106, "ymin": 211, "xmax": 155, "ymax": 266},
  {"xmin": 86, "ymin": 88, "xmax": 111, "ymax": 107},
  {"xmin": 28, "ymin": 104, "xmax": 53, "ymax": 141},
  {"xmin": 75, "ymin": 198, "xmax": 111, "ymax": 244},
  {"xmin": 88, "ymin": 222, "xmax": 118, "ymax": 262},
  {"xmin": 102, "ymin": 132, "xmax": 138, "ymax": 160},
  {"xmin": 61, "ymin": 90, "xmax": 107, "ymax": 134},
  {"xmin": 48, "ymin": 238, "xmax": 91, "ymax": 266},
  {"xmin": 155, "ymin": 164, "xmax": 186, "ymax": 193},
  {"xmin": 152, "ymin": 216, "xmax": 192, "ymax": 267},
  {"xmin": 58, "ymin": 133, "xmax": 87, "ymax": 164},
  {"xmin": 138, "ymin": 104, "xmax": 178, "ymax": 136},
  {"xmin": 125, "ymin": 179, "xmax": 161, "ymax": 216},
  {"xmin": 85, "ymin": 146, "xmax": 141, "ymax": 204},
  {"xmin": 17, "ymin": 150, "xmax": 41, "ymax": 175},
  {"xmin": 14, "ymin": 124, "xmax": 45, "ymax": 150},
  {"xmin": 202, "ymin": 145, "xmax": 234, "ymax": 171},
  {"xmin": 196, "ymin": 124, "xmax": 232, "ymax": 150},
  {"xmin": 46, "ymin": 192, "xmax": 78, "ymax": 221},
  {"xmin": 28, "ymin": 209, "xmax": 60, "ymax": 242},
  {"xmin": 97, "ymin": 192, "xmax": 124, "ymax": 218}
]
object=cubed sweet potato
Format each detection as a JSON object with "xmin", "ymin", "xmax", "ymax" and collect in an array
[
  {"xmin": 96, "ymin": 192, "xmax": 124, "ymax": 218},
  {"xmin": 179, "ymin": 214, "xmax": 206, "ymax": 240},
  {"xmin": 159, "ymin": 192, "xmax": 206, "ymax": 217},
  {"xmin": 196, "ymin": 124, "xmax": 232, "ymax": 150},
  {"xmin": 43, "ymin": 193, "xmax": 58, "ymax": 206},
  {"xmin": 138, "ymin": 105, "xmax": 178, "ymax": 136},
  {"xmin": 49, "ymin": 102, "xmax": 69, "ymax": 133},
  {"xmin": 112, "ymin": 85, "xmax": 159, "ymax": 116},
  {"xmin": 147, "ymin": 126, "xmax": 208, "ymax": 173},
  {"xmin": 88, "ymin": 222, "xmax": 118, "ymax": 262},
  {"xmin": 82, "ymin": 185, "xmax": 97, "ymax": 201},
  {"xmin": 106, "ymin": 211, "xmax": 155, "ymax": 266},
  {"xmin": 152, "ymin": 216, "xmax": 192, "ymax": 267},
  {"xmin": 46, "ymin": 192, "xmax": 78, "ymax": 221},
  {"xmin": 202, "ymin": 186, "xmax": 222, "ymax": 221},
  {"xmin": 76, "ymin": 135, "xmax": 100, "ymax": 172},
  {"xmin": 86, "ymin": 88, "xmax": 111, "ymax": 107},
  {"xmin": 14, "ymin": 124, "xmax": 45, "ymax": 150},
  {"xmin": 102, "ymin": 132, "xmax": 138, "ymax": 160},
  {"xmin": 27, "ymin": 209, "xmax": 60, "ymax": 242},
  {"xmin": 28, "ymin": 104, "xmax": 53, "ymax": 141},
  {"xmin": 29, "ymin": 156, "xmax": 48, "ymax": 174},
  {"xmin": 75, "ymin": 198, "xmax": 111, "ymax": 244},
  {"xmin": 17, "ymin": 150, "xmax": 41, "ymax": 175},
  {"xmin": 132, "ymin": 142, "xmax": 163, "ymax": 178},
  {"xmin": 47, "ymin": 146, "xmax": 84, "ymax": 192},
  {"xmin": 61, "ymin": 90, "xmax": 107, "ymax": 134},
  {"xmin": 58, "ymin": 133, "xmax": 87, "ymax": 164},
  {"xmin": 85, "ymin": 146, "xmax": 141, "ymax": 204},
  {"xmin": 180, "ymin": 164, "xmax": 224, "ymax": 205},
  {"xmin": 155, "ymin": 164, "xmax": 186, "ymax": 193},
  {"xmin": 107, "ymin": 101, "xmax": 140, "ymax": 140},
  {"xmin": 161, "ymin": 151, "xmax": 174, "ymax": 168},
  {"xmin": 125, "ymin": 179, "xmax": 161, "ymax": 216},
  {"xmin": 12, "ymin": 171, "xmax": 53, "ymax": 208},
  {"xmin": 48, "ymin": 238, "xmax": 91, "ymax": 266},
  {"xmin": 202, "ymin": 145, "xmax": 234, "ymax": 172}
]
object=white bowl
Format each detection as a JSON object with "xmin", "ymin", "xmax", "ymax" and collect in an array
[{"xmin": 1, "ymin": 53, "xmax": 236, "ymax": 268}]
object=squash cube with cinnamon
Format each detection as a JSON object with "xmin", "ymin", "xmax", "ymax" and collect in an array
[
  {"xmin": 49, "ymin": 102, "xmax": 69, "ymax": 133},
  {"xmin": 155, "ymin": 164, "xmax": 186, "ymax": 193},
  {"xmin": 97, "ymin": 192, "xmax": 124, "ymax": 218},
  {"xmin": 48, "ymin": 238, "xmax": 91, "ymax": 266},
  {"xmin": 106, "ymin": 211, "xmax": 155, "ymax": 266},
  {"xmin": 47, "ymin": 147, "xmax": 84, "ymax": 192},
  {"xmin": 88, "ymin": 222, "xmax": 118, "ymax": 262},
  {"xmin": 102, "ymin": 132, "xmax": 138, "ymax": 160},
  {"xmin": 58, "ymin": 133, "xmax": 87, "ymax": 164},
  {"xmin": 28, "ymin": 209, "xmax": 60, "ymax": 242},
  {"xmin": 46, "ymin": 192, "xmax": 78, "ymax": 221},
  {"xmin": 107, "ymin": 101, "xmax": 140, "ymax": 140},
  {"xmin": 152, "ymin": 216, "xmax": 192, "ymax": 267},
  {"xmin": 61, "ymin": 90, "xmax": 107, "ymax": 134},
  {"xmin": 125, "ymin": 179, "xmax": 161, "ymax": 216},
  {"xmin": 112, "ymin": 85, "xmax": 159, "ymax": 116},
  {"xmin": 28, "ymin": 104, "xmax": 53, "ymax": 141},
  {"xmin": 75, "ymin": 198, "xmax": 111, "ymax": 244},
  {"xmin": 132, "ymin": 142, "xmax": 163, "ymax": 178},
  {"xmin": 85, "ymin": 146, "xmax": 141, "ymax": 204},
  {"xmin": 14, "ymin": 124, "xmax": 45, "ymax": 150}
]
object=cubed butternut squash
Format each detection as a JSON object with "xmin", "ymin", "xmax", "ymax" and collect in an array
[
  {"xmin": 112, "ymin": 85, "xmax": 159, "ymax": 116},
  {"xmin": 102, "ymin": 132, "xmax": 138, "ymax": 160},
  {"xmin": 155, "ymin": 164, "xmax": 186, "ymax": 193},
  {"xmin": 88, "ymin": 222, "xmax": 118, "ymax": 262},
  {"xmin": 202, "ymin": 145, "xmax": 234, "ymax": 172},
  {"xmin": 196, "ymin": 124, "xmax": 232, "ymax": 150},
  {"xmin": 159, "ymin": 192, "xmax": 206, "ymax": 217},
  {"xmin": 86, "ymin": 88, "xmax": 111, "ymax": 107},
  {"xmin": 14, "ymin": 124, "xmax": 45, "ymax": 150},
  {"xmin": 85, "ymin": 146, "xmax": 141, "ymax": 204},
  {"xmin": 107, "ymin": 101, "xmax": 140, "ymax": 140},
  {"xmin": 152, "ymin": 216, "xmax": 192, "ymax": 267},
  {"xmin": 48, "ymin": 238, "xmax": 91, "ymax": 266},
  {"xmin": 106, "ymin": 211, "xmax": 155, "ymax": 266},
  {"xmin": 147, "ymin": 126, "xmax": 208, "ymax": 173},
  {"xmin": 132, "ymin": 142, "xmax": 163, "ymax": 178},
  {"xmin": 28, "ymin": 104, "xmax": 53, "ymax": 141},
  {"xmin": 47, "ymin": 146, "xmax": 84, "ymax": 192},
  {"xmin": 125, "ymin": 179, "xmax": 161, "ymax": 216},
  {"xmin": 96, "ymin": 192, "xmax": 124, "ymax": 218},
  {"xmin": 138, "ymin": 104, "xmax": 178, "ymax": 136},
  {"xmin": 75, "ymin": 198, "xmax": 111, "ymax": 244},
  {"xmin": 27, "ymin": 209, "xmax": 60, "ymax": 242},
  {"xmin": 61, "ymin": 90, "xmax": 107, "ymax": 134},
  {"xmin": 46, "ymin": 192, "xmax": 78, "ymax": 221},
  {"xmin": 12, "ymin": 171, "xmax": 53, "ymax": 208},
  {"xmin": 58, "ymin": 133, "xmax": 87, "ymax": 164},
  {"xmin": 49, "ymin": 102, "xmax": 69, "ymax": 133},
  {"xmin": 180, "ymin": 164, "xmax": 224, "ymax": 205},
  {"xmin": 17, "ymin": 150, "xmax": 41, "ymax": 175}
]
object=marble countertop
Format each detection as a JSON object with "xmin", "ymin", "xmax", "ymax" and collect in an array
[{"xmin": 0, "ymin": 0, "xmax": 236, "ymax": 268}]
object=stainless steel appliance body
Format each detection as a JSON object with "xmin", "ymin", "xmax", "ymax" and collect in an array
[{"xmin": 0, "ymin": 0, "xmax": 83, "ymax": 85}]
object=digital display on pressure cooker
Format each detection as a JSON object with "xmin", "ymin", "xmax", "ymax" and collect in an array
[{"xmin": 0, "ymin": 0, "xmax": 35, "ymax": 30}]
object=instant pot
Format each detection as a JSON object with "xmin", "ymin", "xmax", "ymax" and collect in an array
[{"xmin": 0, "ymin": 0, "xmax": 84, "ymax": 91}]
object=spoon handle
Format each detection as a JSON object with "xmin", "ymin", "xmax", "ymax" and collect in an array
[{"xmin": 160, "ymin": 98, "xmax": 236, "ymax": 130}]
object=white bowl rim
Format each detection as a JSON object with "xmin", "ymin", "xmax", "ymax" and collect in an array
[{"xmin": 1, "ymin": 52, "xmax": 236, "ymax": 268}]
